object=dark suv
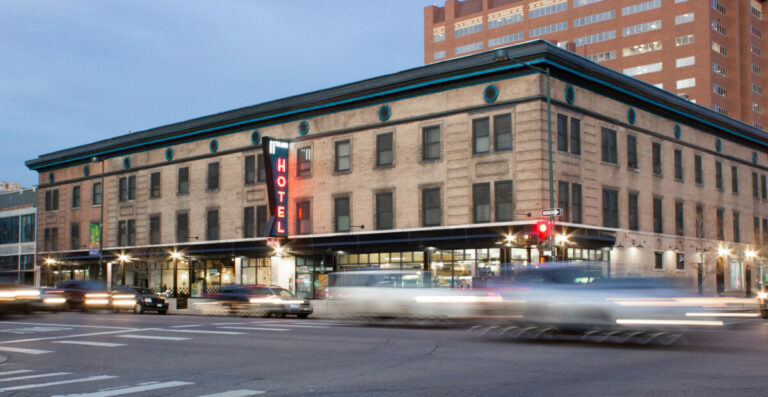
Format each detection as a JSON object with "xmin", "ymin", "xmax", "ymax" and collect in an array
[
  {"xmin": 213, "ymin": 285, "xmax": 312, "ymax": 318},
  {"xmin": 111, "ymin": 286, "xmax": 169, "ymax": 314},
  {"xmin": 57, "ymin": 280, "xmax": 109, "ymax": 311}
]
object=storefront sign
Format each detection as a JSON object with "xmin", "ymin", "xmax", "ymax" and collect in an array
[
  {"xmin": 262, "ymin": 137, "xmax": 290, "ymax": 237},
  {"xmin": 89, "ymin": 224, "xmax": 101, "ymax": 256}
]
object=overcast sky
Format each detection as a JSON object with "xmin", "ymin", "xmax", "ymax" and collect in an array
[{"xmin": 0, "ymin": 0, "xmax": 439, "ymax": 187}]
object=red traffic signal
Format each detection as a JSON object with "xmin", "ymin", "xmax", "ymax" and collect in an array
[{"xmin": 535, "ymin": 220, "xmax": 552, "ymax": 241}]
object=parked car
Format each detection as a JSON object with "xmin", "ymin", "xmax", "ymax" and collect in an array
[
  {"xmin": 57, "ymin": 280, "xmax": 110, "ymax": 311},
  {"xmin": 111, "ymin": 286, "xmax": 169, "ymax": 314},
  {"xmin": 211, "ymin": 285, "xmax": 312, "ymax": 318}
]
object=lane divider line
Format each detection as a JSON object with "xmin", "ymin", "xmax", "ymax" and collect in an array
[
  {"xmin": 0, "ymin": 375, "xmax": 117, "ymax": 393},
  {"xmin": 52, "ymin": 380, "xmax": 194, "ymax": 397}
]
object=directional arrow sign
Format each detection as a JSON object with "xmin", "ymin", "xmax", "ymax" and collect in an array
[{"xmin": 542, "ymin": 208, "xmax": 562, "ymax": 217}]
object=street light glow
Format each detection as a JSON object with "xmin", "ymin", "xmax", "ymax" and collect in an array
[
  {"xmin": 170, "ymin": 251, "xmax": 183, "ymax": 260},
  {"xmin": 555, "ymin": 234, "xmax": 567, "ymax": 244},
  {"xmin": 118, "ymin": 254, "xmax": 131, "ymax": 262},
  {"xmin": 718, "ymin": 246, "xmax": 729, "ymax": 257},
  {"xmin": 745, "ymin": 249, "xmax": 757, "ymax": 259},
  {"xmin": 45, "ymin": 258, "xmax": 56, "ymax": 265}
]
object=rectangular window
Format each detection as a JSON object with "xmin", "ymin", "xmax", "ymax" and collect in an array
[
  {"xmin": 20, "ymin": 214, "xmax": 35, "ymax": 243},
  {"xmin": 712, "ymin": 21, "xmax": 726, "ymax": 36},
  {"xmin": 676, "ymin": 56, "xmax": 695, "ymax": 68},
  {"xmin": 118, "ymin": 176, "xmax": 136, "ymax": 202},
  {"xmin": 754, "ymin": 64, "xmax": 764, "ymax": 77},
  {"xmin": 529, "ymin": 0, "xmax": 567, "ymax": 19},
  {"xmin": 454, "ymin": 19, "xmax": 483, "ymax": 37},
  {"xmin": 149, "ymin": 172, "xmax": 161, "ymax": 198},
  {"xmin": 296, "ymin": 201, "xmax": 311, "ymax": 235},
  {"xmin": 716, "ymin": 161, "xmax": 723, "ymax": 189},
  {"xmin": 623, "ymin": 41, "xmax": 662, "ymax": 57},
  {"xmin": 676, "ymin": 253, "xmax": 685, "ymax": 270},
  {"xmin": 71, "ymin": 185, "xmax": 80, "ymax": 209},
  {"xmin": 488, "ymin": 7, "xmax": 524, "ymax": 29},
  {"xmin": 571, "ymin": 183, "xmax": 582, "ymax": 223},
  {"xmin": 529, "ymin": 21, "xmax": 568, "ymax": 38},
  {"xmin": 243, "ymin": 206, "xmax": 255, "ymax": 238},
  {"xmin": 587, "ymin": 50, "xmax": 617, "ymax": 63},
  {"xmin": 712, "ymin": 42, "xmax": 727, "ymax": 56},
  {"xmin": 713, "ymin": 84, "xmax": 728, "ymax": 97},
  {"xmin": 207, "ymin": 162, "xmax": 219, "ymax": 190},
  {"xmin": 574, "ymin": 10, "xmax": 615, "ymax": 27},
  {"xmin": 296, "ymin": 147, "xmax": 311, "ymax": 177},
  {"xmin": 762, "ymin": 175, "xmax": 767, "ymax": 199},
  {"xmin": 92, "ymin": 183, "xmax": 102, "ymax": 206},
  {"xmin": 602, "ymin": 188, "xmax": 619, "ymax": 228},
  {"xmin": 675, "ymin": 34, "xmax": 694, "ymax": 47},
  {"xmin": 627, "ymin": 135, "xmax": 638, "ymax": 169},
  {"xmin": 623, "ymin": 62, "xmax": 663, "ymax": 76},
  {"xmin": 570, "ymin": 118, "xmax": 581, "ymax": 155},
  {"xmin": 206, "ymin": 209, "xmax": 219, "ymax": 240},
  {"xmin": 334, "ymin": 197, "xmax": 350, "ymax": 232},
  {"xmin": 675, "ymin": 12, "xmax": 694, "ymax": 24},
  {"xmin": 257, "ymin": 154, "xmax": 266, "ymax": 183},
  {"xmin": 731, "ymin": 166, "xmax": 739, "ymax": 194},
  {"xmin": 70, "ymin": 223, "xmax": 80, "ymax": 250},
  {"xmin": 335, "ymin": 140, "xmax": 351, "ymax": 172},
  {"xmin": 764, "ymin": 219, "xmax": 768, "ymax": 245},
  {"xmin": 696, "ymin": 204, "xmax": 704, "ymax": 238},
  {"xmin": 178, "ymin": 167, "xmax": 189, "ymax": 194},
  {"xmin": 376, "ymin": 192, "xmax": 394, "ymax": 230},
  {"xmin": 695, "ymin": 155, "xmax": 703, "ymax": 185},
  {"xmin": 44, "ymin": 227, "xmax": 58, "ymax": 251},
  {"xmin": 712, "ymin": 63, "xmax": 728, "ymax": 77},
  {"xmin": 244, "ymin": 155, "xmax": 256, "ymax": 184},
  {"xmin": 376, "ymin": 133, "xmax": 393, "ymax": 167},
  {"xmin": 753, "ymin": 172, "xmax": 760, "ymax": 199},
  {"xmin": 495, "ymin": 181, "xmax": 514, "ymax": 222},
  {"xmin": 176, "ymin": 212, "xmax": 189, "ymax": 243},
  {"xmin": 557, "ymin": 114, "xmax": 568, "ymax": 152},
  {"xmin": 473, "ymin": 118, "xmax": 490, "ymax": 154},
  {"xmin": 675, "ymin": 201, "xmax": 684, "ymax": 236},
  {"xmin": 652, "ymin": 142, "xmax": 662, "ymax": 176},
  {"xmin": 628, "ymin": 192, "xmax": 639, "ymax": 231},
  {"xmin": 433, "ymin": 27, "xmax": 445, "ymax": 43},
  {"xmin": 713, "ymin": 0, "xmax": 726, "ymax": 14},
  {"xmin": 714, "ymin": 105, "xmax": 729, "ymax": 116},
  {"xmin": 622, "ymin": 0, "xmax": 660, "ymax": 16},
  {"xmin": 422, "ymin": 126, "xmax": 441, "ymax": 160},
  {"xmin": 434, "ymin": 50, "xmax": 445, "ymax": 60},
  {"xmin": 601, "ymin": 127, "xmax": 617, "ymax": 164},
  {"xmin": 717, "ymin": 208, "xmax": 725, "ymax": 240},
  {"xmin": 256, "ymin": 205, "xmax": 267, "ymax": 237},
  {"xmin": 422, "ymin": 187, "xmax": 441, "ymax": 227},
  {"xmin": 488, "ymin": 32, "xmax": 524, "ymax": 47},
  {"xmin": 149, "ymin": 215, "xmax": 161, "ymax": 245},
  {"xmin": 755, "ymin": 217, "xmax": 761, "ymax": 243},
  {"xmin": 574, "ymin": 30, "xmax": 616, "ymax": 47},
  {"xmin": 676, "ymin": 78, "xmax": 696, "ymax": 90},
  {"xmin": 117, "ymin": 219, "xmax": 135, "ymax": 246},
  {"xmin": 733, "ymin": 211, "xmax": 741, "ymax": 242},
  {"xmin": 751, "ymin": 45, "xmax": 763, "ymax": 57},
  {"xmin": 654, "ymin": 251, "xmax": 663, "ymax": 269},
  {"xmin": 752, "ymin": 25, "xmax": 762, "ymax": 38},
  {"xmin": 622, "ymin": 20, "xmax": 662, "ymax": 37},
  {"xmin": 674, "ymin": 149, "xmax": 683, "ymax": 181},
  {"xmin": 574, "ymin": 0, "xmax": 604, "ymax": 6},
  {"xmin": 494, "ymin": 114, "xmax": 513, "ymax": 151},
  {"xmin": 653, "ymin": 197, "xmax": 663, "ymax": 233},
  {"xmin": 558, "ymin": 181, "xmax": 570, "ymax": 222},
  {"xmin": 455, "ymin": 42, "xmax": 483, "ymax": 55},
  {"xmin": 473, "ymin": 183, "xmax": 491, "ymax": 223}
]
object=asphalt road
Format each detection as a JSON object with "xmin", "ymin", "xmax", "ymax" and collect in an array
[{"xmin": 0, "ymin": 311, "xmax": 766, "ymax": 396}]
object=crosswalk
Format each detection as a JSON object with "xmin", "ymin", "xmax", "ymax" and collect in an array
[{"xmin": 0, "ymin": 368, "xmax": 267, "ymax": 395}]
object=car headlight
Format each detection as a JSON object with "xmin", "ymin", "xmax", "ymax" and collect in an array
[{"xmin": 144, "ymin": 298, "xmax": 152, "ymax": 303}]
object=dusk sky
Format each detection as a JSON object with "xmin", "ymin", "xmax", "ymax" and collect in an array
[{"xmin": 1, "ymin": 1, "xmax": 438, "ymax": 187}]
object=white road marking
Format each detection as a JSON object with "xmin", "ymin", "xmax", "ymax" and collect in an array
[
  {"xmin": 0, "ymin": 372, "xmax": 70, "ymax": 382},
  {"xmin": 54, "ymin": 341, "xmax": 126, "ymax": 347},
  {"xmin": 118, "ymin": 335, "xmax": 191, "ymax": 341},
  {"xmin": 247, "ymin": 322, "xmax": 327, "ymax": 329},
  {"xmin": 149, "ymin": 328, "xmax": 245, "ymax": 335},
  {"xmin": 0, "ymin": 369, "xmax": 33, "ymax": 376},
  {"xmin": 169, "ymin": 324, "xmax": 203, "ymax": 328},
  {"xmin": 0, "ymin": 321, "xmax": 134, "ymax": 330},
  {"xmin": 212, "ymin": 322, "xmax": 248, "ymax": 326},
  {"xmin": 196, "ymin": 389, "xmax": 266, "ymax": 397},
  {"xmin": 0, "ymin": 375, "xmax": 116, "ymax": 393},
  {"xmin": 0, "ymin": 346, "xmax": 53, "ymax": 355},
  {"xmin": 216, "ymin": 326, "xmax": 290, "ymax": 332},
  {"xmin": 0, "ymin": 329, "xmax": 149, "ymax": 345},
  {"xmin": 52, "ymin": 380, "xmax": 194, "ymax": 396}
]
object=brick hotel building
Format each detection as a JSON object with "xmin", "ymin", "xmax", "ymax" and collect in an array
[
  {"xmin": 425, "ymin": 0, "xmax": 768, "ymax": 130},
  {"xmin": 26, "ymin": 40, "xmax": 768, "ymax": 298}
]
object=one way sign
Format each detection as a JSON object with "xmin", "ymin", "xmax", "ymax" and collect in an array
[{"xmin": 541, "ymin": 208, "xmax": 562, "ymax": 217}]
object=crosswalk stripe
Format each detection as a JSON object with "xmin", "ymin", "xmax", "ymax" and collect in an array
[
  {"xmin": 0, "ymin": 370, "xmax": 33, "ymax": 376},
  {"xmin": 0, "ymin": 346, "xmax": 53, "ymax": 355},
  {"xmin": 169, "ymin": 324, "xmax": 203, "ymax": 328},
  {"xmin": 0, "ymin": 375, "xmax": 116, "ymax": 393},
  {"xmin": 0, "ymin": 372, "xmax": 70, "ymax": 382},
  {"xmin": 0, "ymin": 321, "xmax": 134, "ymax": 330},
  {"xmin": 212, "ymin": 322, "xmax": 247, "ymax": 326},
  {"xmin": 250, "ymin": 323, "xmax": 327, "ymax": 329},
  {"xmin": 118, "ymin": 335, "xmax": 190, "ymax": 341},
  {"xmin": 0, "ymin": 329, "xmax": 149, "ymax": 345},
  {"xmin": 150, "ymin": 329, "xmax": 245, "ymax": 335},
  {"xmin": 216, "ymin": 326, "xmax": 290, "ymax": 332},
  {"xmin": 54, "ymin": 341, "xmax": 126, "ymax": 347},
  {"xmin": 196, "ymin": 389, "xmax": 266, "ymax": 397},
  {"xmin": 52, "ymin": 380, "xmax": 194, "ymax": 397}
]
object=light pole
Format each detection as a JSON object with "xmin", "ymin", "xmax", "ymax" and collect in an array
[
  {"xmin": 170, "ymin": 250, "xmax": 183, "ymax": 297},
  {"xmin": 746, "ymin": 249, "xmax": 757, "ymax": 296},
  {"xmin": 92, "ymin": 156, "xmax": 105, "ymax": 281},
  {"xmin": 44, "ymin": 258, "xmax": 56, "ymax": 287},
  {"xmin": 493, "ymin": 49, "xmax": 555, "ymax": 258},
  {"xmin": 117, "ymin": 253, "xmax": 131, "ymax": 287}
]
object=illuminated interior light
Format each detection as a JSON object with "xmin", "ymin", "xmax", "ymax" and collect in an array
[
  {"xmin": 616, "ymin": 319, "xmax": 723, "ymax": 326},
  {"xmin": 685, "ymin": 312, "xmax": 760, "ymax": 318}
]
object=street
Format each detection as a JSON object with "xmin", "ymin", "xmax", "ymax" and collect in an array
[{"xmin": 0, "ymin": 312, "xmax": 766, "ymax": 396}]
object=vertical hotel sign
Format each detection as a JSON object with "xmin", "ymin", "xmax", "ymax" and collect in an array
[{"xmin": 262, "ymin": 137, "xmax": 290, "ymax": 237}]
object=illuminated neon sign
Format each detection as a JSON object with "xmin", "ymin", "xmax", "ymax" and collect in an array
[{"xmin": 262, "ymin": 137, "xmax": 290, "ymax": 237}]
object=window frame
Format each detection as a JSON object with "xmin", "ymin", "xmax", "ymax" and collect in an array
[
  {"xmin": 422, "ymin": 125, "xmax": 441, "ymax": 161},
  {"xmin": 422, "ymin": 187, "xmax": 442, "ymax": 227},
  {"xmin": 335, "ymin": 140, "xmax": 351, "ymax": 173},
  {"xmin": 334, "ymin": 196, "xmax": 351, "ymax": 233},
  {"xmin": 473, "ymin": 183, "xmax": 491, "ymax": 223},
  {"xmin": 375, "ymin": 133, "xmax": 394, "ymax": 167},
  {"xmin": 207, "ymin": 162, "xmax": 220, "ymax": 191},
  {"xmin": 150, "ymin": 172, "xmax": 161, "ymax": 199},
  {"xmin": 178, "ymin": 167, "xmax": 190, "ymax": 195}
]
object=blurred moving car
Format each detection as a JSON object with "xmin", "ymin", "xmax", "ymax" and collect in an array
[
  {"xmin": 111, "ymin": 286, "xmax": 169, "ymax": 314},
  {"xmin": 57, "ymin": 280, "xmax": 110, "ymax": 311},
  {"xmin": 32, "ymin": 287, "xmax": 67, "ymax": 312},
  {"xmin": 758, "ymin": 289, "xmax": 768, "ymax": 319},
  {"xmin": 0, "ymin": 284, "xmax": 41, "ymax": 314},
  {"xmin": 326, "ymin": 270, "xmax": 503, "ymax": 321},
  {"xmin": 208, "ymin": 285, "xmax": 312, "ymax": 318}
]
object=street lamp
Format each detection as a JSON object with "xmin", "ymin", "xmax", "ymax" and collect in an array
[
  {"xmin": 493, "ymin": 49, "xmax": 555, "ymax": 257},
  {"xmin": 170, "ymin": 250, "xmax": 183, "ymax": 297},
  {"xmin": 44, "ymin": 258, "xmax": 56, "ymax": 287},
  {"xmin": 91, "ymin": 156, "xmax": 105, "ymax": 281},
  {"xmin": 117, "ymin": 253, "xmax": 131, "ymax": 287}
]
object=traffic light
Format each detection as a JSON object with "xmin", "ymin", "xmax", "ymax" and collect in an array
[{"xmin": 535, "ymin": 219, "xmax": 551, "ymax": 241}]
